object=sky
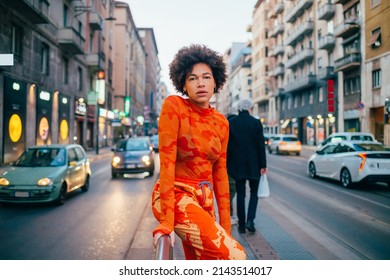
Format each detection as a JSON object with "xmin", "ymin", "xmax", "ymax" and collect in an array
[{"xmin": 123, "ymin": 0, "xmax": 257, "ymax": 94}]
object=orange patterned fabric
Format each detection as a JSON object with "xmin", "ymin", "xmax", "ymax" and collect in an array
[{"xmin": 152, "ymin": 95, "xmax": 245, "ymax": 260}]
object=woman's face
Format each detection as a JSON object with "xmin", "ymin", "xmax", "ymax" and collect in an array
[{"xmin": 184, "ymin": 63, "xmax": 216, "ymax": 109}]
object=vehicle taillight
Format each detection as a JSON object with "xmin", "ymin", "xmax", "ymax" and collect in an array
[
  {"xmin": 358, "ymin": 153, "xmax": 367, "ymax": 172},
  {"xmin": 297, "ymin": 141, "xmax": 302, "ymax": 146}
]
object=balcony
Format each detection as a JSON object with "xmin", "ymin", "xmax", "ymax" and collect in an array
[
  {"xmin": 272, "ymin": 64, "xmax": 285, "ymax": 77},
  {"xmin": 3, "ymin": 0, "xmax": 49, "ymax": 23},
  {"xmin": 271, "ymin": 23, "xmax": 284, "ymax": 38},
  {"xmin": 274, "ymin": 87, "xmax": 284, "ymax": 97},
  {"xmin": 57, "ymin": 27, "xmax": 85, "ymax": 55},
  {"xmin": 335, "ymin": 53, "xmax": 361, "ymax": 72},
  {"xmin": 284, "ymin": 74, "xmax": 317, "ymax": 93},
  {"xmin": 86, "ymin": 53, "xmax": 105, "ymax": 71},
  {"xmin": 89, "ymin": 12, "xmax": 102, "ymax": 31},
  {"xmin": 318, "ymin": 3, "xmax": 335, "ymax": 21},
  {"xmin": 334, "ymin": 19, "xmax": 360, "ymax": 38},
  {"xmin": 318, "ymin": 34, "xmax": 336, "ymax": 51},
  {"xmin": 273, "ymin": 45, "xmax": 285, "ymax": 57},
  {"xmin": 285, "ymin": 0, "xmax": 314, "ymax": 23},
  {"xmin": 285, "ymin": 48, "xmax": 315, "ymax": 69},
  {"xmin": 274, "ymin": 2, "xmax": 285, "ymax": 16},
  {"xmin": 317, "ymin": 66, "xmax": 335, "ymax": 80},
  {"xmin": 285, "ymin": 21, "xmax": 314, "ymax": 46}
]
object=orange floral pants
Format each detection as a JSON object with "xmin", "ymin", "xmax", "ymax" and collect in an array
[{"xmin": 152, "ymin": 178, "xmax": 246, "ymax": 260}]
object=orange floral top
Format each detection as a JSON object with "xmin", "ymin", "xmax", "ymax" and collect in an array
[{"xmin": 153, "ymin": 95, "xmax": 231, "ymax": 236}]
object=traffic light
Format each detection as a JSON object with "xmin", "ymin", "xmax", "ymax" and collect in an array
[{"xmin": 97, "ymin": 70, "xmax": 105, "ymax": 80}]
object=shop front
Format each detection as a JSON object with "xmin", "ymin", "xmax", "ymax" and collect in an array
[
  {"xmin": 2, "ymin": 76, "xmax": 27, "ymax": 163},
  {"xmin": 36, "ymin": 89, "xmax": 52, "ymax": 146}
]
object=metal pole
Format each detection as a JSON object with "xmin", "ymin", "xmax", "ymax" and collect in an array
[{"xmin": 155, "ymin": 235, "xmax": 173, "ymax": 260}]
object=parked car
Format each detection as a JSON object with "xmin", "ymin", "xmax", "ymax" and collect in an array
[
  {"xmin": 0, "ymin": 144, "xmax": 91, "ymax": 205},
  {"xmin": 268, "ymin": 134, "xmax": 302, "ymax": 155},
  {"xmin": 308, "ymin": 140, "xmax": 390, "ymax": 188},
  {"xmin": 318, "ymin": 132, "xmax": 377, "ymax": 149},
  {"xmin": 111, "ymin": 138, "xmax": 155, "ymax": 178},
  {"xmin": 150, "ymin": 134, "xmax": 159, "ymax": 152}
]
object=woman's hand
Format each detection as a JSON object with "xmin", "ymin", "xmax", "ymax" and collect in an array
[
  {"xmin": 153, "ymin": 231, "xmax": 175, "ymax": 248},
  {"xmin": 260, "ymin": 168, "xmax": 267, "ymax": 175}
]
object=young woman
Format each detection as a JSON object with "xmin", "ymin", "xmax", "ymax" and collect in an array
[{"xmin": 152, "ymin": 44, "xmax": 246, "ymax": 260}]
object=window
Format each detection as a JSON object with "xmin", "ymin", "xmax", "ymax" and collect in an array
[
  {"xmin": 265, "ymin": 47, "xmax": 268, "ymax": 57},
  {"xmin": 372, "ymin": 69, "xmax": 381, "ymax": 88},
  {"xmin": 63, "ymin": 58, "xmax": 69, "ymax": 84},
  {"xmin": 318, "ymin": 87, "xmax": 324, "ymax": 103},
  {"xmin": 301, "ymin": 93, "xmax": 305, "ymax": 106},
  {"xmin": 371, "ymin": 0, "xmax": 381, "ymax": 8},
  {"xmin": 11, "ymin": 25, "xmax": 23, "ymax": 62},
  {"xmin": 309, "ymin": 91, "xmax": 314, "ymax": 104},
  {"xmin": 294, "ymin": 96, "xmax": 298, "ymax": 108},
  {"xmin": 63, "ymin": 5, "xmax": 68, "ymax": 27},
  {"xmin": 41, "ymin": 43, "xmax": 49, "ymax": 74},
  {"xmin": 288, "ymin": 97, "xmax": 292, "ymax": 109},
  {"xmin": 77, "ymin": 67, "xmax": 83, "ymax": 91},
  {"xmin": 369, "ymin": 28, "xmax": 381, "ymax": 49}
]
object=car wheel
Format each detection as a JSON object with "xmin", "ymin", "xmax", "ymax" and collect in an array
[
  {"xmin": 340, "ymin": 168, "xmax": 353, "ymax": 188},
  {"xmin": 296, "ymin": 152, "xmax": 300, "ymax": 156},
  {"xmin": 54, "ymin": 184, "xmax": 67, "ymax": 206},
  {"xmin": 308, "ymin": 162, "xmax": 316, "ymax": 178},
  {"xmin": 268, "ymin": 146, "xmax": 272, "ymax": 154},
  {"xmin": 276, "ymin": 147, "xmax": 280, "ymax": 154},
  {"xmin": 112, "ymin": 171, "xmax": 118, "ymax": 179},
  {"xmin": 81, "ymin": 176, "xmax": 90, "ymax": 192}
]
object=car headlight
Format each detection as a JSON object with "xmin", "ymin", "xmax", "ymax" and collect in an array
[
  {"xmin": 112, "ymin": 156, "xmax": 121, "ymax": 167},
  {"xmin": 142, "ymin": 155, "xmax": 151, "ymax": 165},
  {"xmin": 37, "ymin": 178, "xmax": 53, "ymax": 186},
  {"xmin": 0, "ymin": 178, "xmax": 10, "ymax": 186}
]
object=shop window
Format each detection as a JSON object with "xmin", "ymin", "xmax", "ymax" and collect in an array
[{"xmin": 372, "ymin": 69, "xmax": 381, "ymax": 89}]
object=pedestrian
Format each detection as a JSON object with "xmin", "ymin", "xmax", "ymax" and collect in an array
[
  {"xmin": 227, "ymin": 98, "xmax": 267, "ymax": 234},
  {"xmin": 151, "ymin": 44, "xmax": 246, "ymax": 260},
  {"xmin": 226, "ymin": 114, "xmax": 238, "ymax": 225}
]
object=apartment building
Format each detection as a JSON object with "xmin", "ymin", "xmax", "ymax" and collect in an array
[
  {"xmin": 138, "ymin": 27, "xmax": 160, "ymax": 135},
  {"xmin": 363, "ymin": 0, "xmax": 390, "ymax": 146},
  {"xmin": 251, "ymin": 0, "xmax": 274, "ymax": 132},
  {"xmin": 0, "ymin": 0, "xmax": 157, "ymax": 163}
]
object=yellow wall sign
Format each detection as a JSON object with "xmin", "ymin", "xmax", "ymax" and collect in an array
[
  {"xmin": 9, "ymin": 114, "xmax": 23, "ymax": 143},
  {"xmin": 60, "ymin": 119, "xmax": 69, "ymax": 141}
]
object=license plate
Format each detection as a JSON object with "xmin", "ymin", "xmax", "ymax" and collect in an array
[
  {"xmin": 15, "ymin": 192, "xmax": 29, "ymax": 198},
  {"xmin": 126, "ymin": 164, "xmax": 135, "ymax": 168},
  {"xmin": 379, "ymin": 162, "xmax": 390, "ymax": 169}
]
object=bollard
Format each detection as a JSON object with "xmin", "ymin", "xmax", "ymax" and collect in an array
[{"xmin": 155, "ymin": 235, "xmax": 173, "ymax": 260}]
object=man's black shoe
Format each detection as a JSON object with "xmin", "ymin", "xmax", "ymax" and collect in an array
[
  {"xmin": 245, "ymin": 220, "xmax": 256, "ymax": 233},
  {"xmin": 238, "ymin": 226, "xmax": 246, "ymax": 234}
]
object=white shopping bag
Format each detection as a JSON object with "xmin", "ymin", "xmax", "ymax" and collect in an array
[{"xmin": 257, "ymin": 174, "xmax": 270, "ymax": 198}]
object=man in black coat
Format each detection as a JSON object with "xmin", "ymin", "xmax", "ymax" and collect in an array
[{"xmin": 227, "ymin": 99, "xmax": 267, "ymax": 233}]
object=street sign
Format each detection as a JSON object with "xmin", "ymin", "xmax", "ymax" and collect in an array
[{"xmin": 0, "ymin": 54, "xmax": 14, "ymax": 66}]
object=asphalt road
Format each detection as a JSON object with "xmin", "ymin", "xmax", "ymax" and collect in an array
[{"xmin": 1, "ymin": 148, "xmax": 389, "ymax": 260}]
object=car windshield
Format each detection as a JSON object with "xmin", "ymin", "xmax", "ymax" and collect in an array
[
  {"xmin": 352, "ymin": 143, "xmax": 390, "ymax": 152},
  {"xmin": 15, "ymin": 148, "xmax": 66, "ymax": 167},
  {"xmin": 117, "ymin": 139, "xmax": 150, "ymax": 151}
]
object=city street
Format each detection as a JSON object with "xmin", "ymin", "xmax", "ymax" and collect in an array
[{"xmin": 0, "ymin": 147, "xmax": 389, "ymax": 260}]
